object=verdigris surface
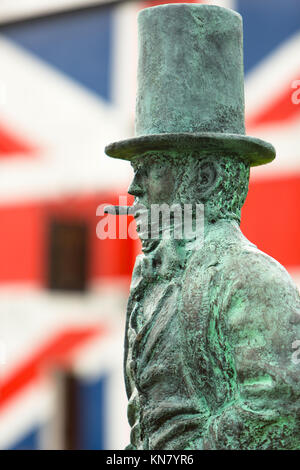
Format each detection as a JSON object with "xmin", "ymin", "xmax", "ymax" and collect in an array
[{"xmin": 105, "ymin": 4, "xmax": 300, "ymax": 450}]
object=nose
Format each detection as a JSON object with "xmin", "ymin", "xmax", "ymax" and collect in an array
[{"xmin": 128, "ymin": 174, "xmax": 144, "ymax": 197}]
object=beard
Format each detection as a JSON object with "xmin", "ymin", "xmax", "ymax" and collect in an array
[{"xmin": 134, "ymin": 203, "xmax": 204, "ymax": 254}]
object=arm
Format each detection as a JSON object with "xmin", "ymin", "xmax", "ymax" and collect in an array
[{"xmin": 202, "ymin": 264, "xmax": 300, "ymax": 450}]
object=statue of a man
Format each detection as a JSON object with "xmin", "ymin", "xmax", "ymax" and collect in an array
[
  {"xmin": 123, "ymin": 151, "xmax": 300, "ymax": 450},
  {"xmin": 105, "ymin": 4, "xmax": 300, "ymax": 450}
]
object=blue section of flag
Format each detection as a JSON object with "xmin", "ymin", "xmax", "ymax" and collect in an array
[
  {"xmin": 237, "ymin": 0, "xmax": 300, "ymax": 73},
  {"xmin": 8, "ymin": 427, "xmax": 40, "ymax": 450},
  {"xmin": 0, "ymin": 5, "xmax": 114, "ymax": 101},
  {"xmin": 76, "ymin": 374, "xmax": 107, "ymax": 450}
]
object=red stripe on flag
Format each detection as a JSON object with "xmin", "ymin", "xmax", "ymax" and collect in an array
[
  {"xmin": 246, "ymin": 77, "xmax": 300, "ymax": 128},
  {"xmin": 0, "ymin": 203, "xmax": 44, "ymax": 283},
  {"xmin": 0, "ymin": 123, "xmax": 37, "ymax": 158},
  {"xmin": 143, "ymin": 0, "xmax": 202, "ymax": 8},
  {"xmin": 0, "ymin": 193, "xmax": 136, "ymax": 285},
  {"xmin": 0, "ymin": 326, "xmax": 106, "ymax": 410},
  {"xmin": 0, "ymin": 180, "xmax": 299, "ymax": 283},
  {"xmin": 242, "ymin": 173, "xmax": 300, "ymax": 269}
]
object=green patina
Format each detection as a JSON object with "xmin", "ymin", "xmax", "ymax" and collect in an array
[
  {"xmin": 105, "ymin": 4, "xmax": 300, "ymax": 449},
  {"xmin": 243, "ymin": 376, "xmax": 273, "ymax": 387}
]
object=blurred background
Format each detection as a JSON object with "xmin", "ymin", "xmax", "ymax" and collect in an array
[{"xmin": 0, "ymin": 0, "xmax": 299, "ymax": 450}]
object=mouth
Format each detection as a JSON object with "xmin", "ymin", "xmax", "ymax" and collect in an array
[
  {"xmin": 132, "ymin": 199, "xmax": 147, "ymax": 216},
  {"xmin": 133, "ymin": 205, "xmax": 149, "ymax": 234}
]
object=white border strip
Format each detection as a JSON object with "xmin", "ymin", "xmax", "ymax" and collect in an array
[
  {"xmin": 206, "ymin": 1, "xmax": 235, "ymax": 9},
  {"xmin": 245, "ymin": 32, "xmax": 300, "ymax": 120},
  {"xmin": 111, "ymin": 1, "xmax": 139, "ymax": 126},
  {"xmin": 0, "ymin": 0, "xmax": 118, "ymax": 24},
  {"xmin": 0, "ymin": 36, "xmax": 132, "ymax": 202},
  {"xmin": 0, "ymin": 379, "xmax": 55, "ymax": 450}
]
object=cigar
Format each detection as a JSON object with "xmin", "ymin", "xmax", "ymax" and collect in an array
[{"xmin": 103, "ymin": 205, "xmax": 135, "ymax": 215}]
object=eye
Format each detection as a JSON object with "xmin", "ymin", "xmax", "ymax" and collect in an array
[
  {"xmin": 136, "ymin": 167, "xmax": 147, "ymax": 179},
  {"xmin": 133, "ymin": 164, "xmax": 148, "ymax": 180}
]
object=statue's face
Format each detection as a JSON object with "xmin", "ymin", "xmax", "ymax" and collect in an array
[
  {"xmin": 129, "ymin": 159, "xmax": 176, "ymax": 208},
  {"xmin": 127, "ymin": 153, "xmax": 250, "ymax": 231}
]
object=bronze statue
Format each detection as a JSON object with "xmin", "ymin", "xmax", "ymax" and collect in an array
[{"xmin": 105, "ymin": 4, "xmax": 300, "ymax": 450}]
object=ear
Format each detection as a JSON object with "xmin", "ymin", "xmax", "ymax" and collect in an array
[{"xmin": 197, "ymin": 160, "xmax": 218, "ymax": 198}]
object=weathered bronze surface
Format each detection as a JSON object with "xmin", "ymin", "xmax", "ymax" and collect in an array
[{"xmin": 105, "ymin": 4, "xmax": 300, "ymax": 450}]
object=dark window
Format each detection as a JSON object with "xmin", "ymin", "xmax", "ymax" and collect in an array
[
  {"xmin": 49, "ymin": 370, "xmax": 107, "ymax": 450},
  {"xmin": 48, "ymin": 220, "xmax": 88, "ymax": 291}
]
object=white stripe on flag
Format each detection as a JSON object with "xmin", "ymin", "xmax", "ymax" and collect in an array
[
  {"xmin": 245, "ymin": 32, "xmax": 300, "ymax": 119},
  {"xmin": 111, "ymin": 1, "xmax": 139, "ymax": 127},
  {"xmin": 0, "ymin": 37, "xmax": 132, "ymax": 202},
  {"xmin": 0, "ymin": 0, "xmax": 118, "ymax": 24},
  {"xmin": 206, "ymin": 1, "xmax": 235, "ymax": 9}
]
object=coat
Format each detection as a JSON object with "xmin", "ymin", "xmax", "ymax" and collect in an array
[{"xmin": 124, "ymin": 220, "xmax": 300, "ymax": 450}]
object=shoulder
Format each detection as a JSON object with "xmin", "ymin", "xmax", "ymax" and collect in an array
[
  {"xmin": 225, "ymin": 244, "xmax": 299, "ymax": 309},
  {"xmin": 185, "ymin": 222, "xmax": 298, "ymax": 298},
  {"xmin": 221, "ymin": 246, "xmax": 300, "ymax": 364},
  {"xmin": 223, "ymin": 248, "xmax": 300, "ymax": 389},
  {"xmin": 181, "ymin": 225, "xmax": 300, "ymax": 390},
  {"xmin": 183, "ymin": 226, "xmax": 300, "ymax": 324}
]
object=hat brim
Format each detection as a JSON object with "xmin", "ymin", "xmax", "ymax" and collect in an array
[{"xmin": 105, "ymin": 133, "xmax": 275, "ymax": 167}]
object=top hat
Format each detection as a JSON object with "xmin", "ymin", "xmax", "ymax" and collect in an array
[{"xmin": 105, "ymin": 4, "xmax": 275, "ymax": 166}]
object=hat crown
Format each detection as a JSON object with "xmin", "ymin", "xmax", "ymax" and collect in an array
[{"xmin": 135, "ymin": 4, "xmax": 245, "ymax": 137}]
